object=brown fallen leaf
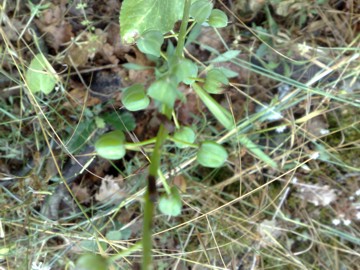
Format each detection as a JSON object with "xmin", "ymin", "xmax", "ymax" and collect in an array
[
  {"xmin": 64, "ymin": 29, "xmax": 107, "ymax": 67},
  {"xmin": 72, "ymin": 183, "xmax": 91, "ymax": 204},
  {"xmin": 297, "ymin": 183, "xmax": 337, "ymax": 206},
  {"xmin": 173, "ymin": 175, "xmax": 187, "ymax": 193},
  {"xmin": 124, "ymin": 48, "xmax": 154, "ymax": 86},
  {"xmin": 64, "ymin": 84, "xmax": 101, "ymax": 107},
  {"xmin": 105, "ymin": 23, "xmax": 132, "ymax": 58},
  {"xmin": 69, "ymin": 88, "xmax": 101, "ymax": 107},
  {"xmin": 98, "ymin": 43, "xmax": 119, "ymax": 65},
  {"xmin": 258, "ymin": 219, "xmax": 282, "ymax": 247},
  {"xmin": 176, "ymin": 90, "xmax": 203, "ymax": 125},
  {"xmin": 306, "ymin": 115, "xmax": 329, "ymax": 138},
  {"xmin": 35, "ymin": 4, "xmax": 73, "ymax": 51},
  {"xmin": 197, "ymin": 28, "xmax": 229, "ymax": 56},
  {"xmin": 95, "ymin": 175, "xmax": 127, "ymax": 205}
]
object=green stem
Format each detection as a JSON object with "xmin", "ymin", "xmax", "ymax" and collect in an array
[
  {"xmin": 124, "ymin": 137, "xmax": 157, "ymax": 150},
  {"xmin": 109, "ymin": 241, "xmax": 142, "ymax": 262},
  {"xmin": 175, "ymin": 0, "xmax": 191, "ymax": 57},
  {"xmin": 142, "ymin": 2, "xmax": 191, "ymax": 267},
  {"xmin": 142, "ymin": 191, "xmax": 154, "ymax": 270},
  {"xmin": 168, "ymin": 137, "xmax": 198, "ymax": 148},
  {"xmin": 142, "ymin": 109, "xmax": 171, "ymax": 269},
  {"xmin": 158, "ymin": 169, "xmax": 171, "ymax": 195}
]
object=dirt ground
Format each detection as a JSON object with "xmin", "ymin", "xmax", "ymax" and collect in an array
[{"xmin": 0, "ymin": 0, "xmax": 359, "ymax": 269}]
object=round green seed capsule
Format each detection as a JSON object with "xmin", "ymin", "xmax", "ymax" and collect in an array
[
  {"xmin": 208, "ymin": 9, "xmax": 228, "ymax": 28},
  {"xmin": 197, "ymin": 141, "xmax": 228, "ymax": 168},
  {"xmin": 75, "ymin": 253, "xmax": 108, "ymax": 270},
  {"xmin": 95, "ymin": 130, "xmax": 126, "ymax": 160},
  {"xmin": 158, "ymin": 187, "xmax": 182, "ymax": 217},
  {"xmin": 190, "ymin": 0, "xmax": 213, "ymax": 24},
  {"xmin": 122, "ymin": 84, "xmax": 150, "ymax": 111}
]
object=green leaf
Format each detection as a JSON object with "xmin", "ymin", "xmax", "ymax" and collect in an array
[
  {"xmin": 238, "ymin": 135, "xmax": 278, "ymax": 168},
  {"xmin": 173, "ymin": 126, "xmax": 196, "ymax": 148},
  {"xmin": 208, "ymin": 9, "xmax": 228, "ymax": 28},
  {"xmin": 255, "ymin": 43, "xmax": 268, "ymax": 58},
  {"xmin": 217, "ymin": 67, "xmax": 238, "ymax": 78},
  {"xmin": 75, "ymin": 254, "xmax": 108, "ymax": 270},
  {"xmin": 79, "ymin": 240, "xmax": 107, "ymax": 253},
  {"xmin": 197, "ymin": 141, "xmax": 228, "ymax": 168},
  {"xmin": 158, "ymin": 187, "xmax": 182, "ymax": 216},
  {"xmin": 106, "ymin": 223, "xmax": 132, "ymax": 240},
  {"xmin": 122, "ymin": 63, "xmax": 152, "ymax": 70},
  {"xmin": 119, "ymin": 227, "xmax": 132, "ymax": 240},
  {"xmin": 137, "ymin": 30, "xmax": 164, "ymax": 57},
  {"xmin": 314, "ymin": 143, "xmax": 331, "ymax": 162},
  {"xmin": 209, "ymin": 50, "xmax": 241, "ymax": 63},
  {"xmin": 106, "ymin": 230, "xmax": 123, "ymax": 241},
  {"xmin": 120, "ymin": 0, "xmax": 184, "ymax": 43},
  {"xmin": 192, "ymin": 83, "xmax": 234, "ymax": 130},
  {"xmin": 148, "ymin": 77, "xmax": 179, "ymax": 108},
  {"xmin": 66, "ymin": 120, "xmax": 95, "ymax": 153},
  {"xmin": 95, "ymin": 117, "xmax": 105, "ymax": 129},
  {"xmin": 122, "ymin": 84, "xmax": 150, "ymax": 111},
  {"xmin": 0, "ymin": 246, "xmax": 13, "ymax": 261},
  {"xmin": 101, "ymin": 111, "xmax": 136, "ymax": 131},
  {"xmin": 25, "ymin": 53, "xmax": 57, "ymax": 94},
  {"xmin": 190, "ymin": 0, "xmax": 213, "ymax": 24},
  {"xmin": 204, "ymin": 69, "xmax": 229, "ymax": 94},
  {"xmin": 185, "ymin": 23, "xmax": 202, "ymax": 46},
  {"xmin": 95, "ymin": 130, "xmax": 126, "ymax": 160},
  {"xmin": 170, "ymin": 57, "xmax": 198, "ymax": 85}
]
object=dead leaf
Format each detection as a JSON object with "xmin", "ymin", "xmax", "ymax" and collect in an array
[
  {"xmin": 105, "ymin": 23, "xmax": 132, "ymax": 58},
  {"xmin": 65, "ymin": 29, "xmax": 107, "ymax": 67},
  {"xmin": 92, "ymin": 0, "xmax": 120, "ymax": 18},
  {"xmin": 45, "ymin": 155, "xmax": 59, "ymax": 180},
  {"xmin": 72, "ymin": 183, "xmax": 91, "ymax": 204},
  {"xmin": 95, "ymin": 175, "xmax": 126, "ymax": 204},
  {"xmin": 297, "ymin": 183, "xmax": 337, "ymax": 206},
  {"xmin": 64, "ymin": 84, "xmax": 101, "ymax": 107},
  {"xmin": 258, "ymin": 219, "xmax": 282, "ymax": 247},
  {"xmin": 176, "ymin": 90, "xmax": 203, "ymax": 125},
  {"xmin": 99, "ymin": 43, "xmax": 119, "ymax": 65},
  {"xmin": 0, "ymin": 19, "xmax": 25, "ymax": 42},
  {"xmin": 173, "ymin": 175, "xmax": 187, "ymax": 193},
  {"xmin": 306, "ymin": 115, "xmax": 329, "ymax": 137},
  {"xmin": 35, "ymin": 4, "xmax": 73, "ymax": 51},
  {"xmin": 271, "ymin": 1, "xmax": 309, "ymax": 17},
  {"xmin": 124, "ymin": 48, "xmax": 154, "ymax": 86},
  {"xmin": 198, "ymin": 28, "xmax": 229, "ymax": 55},
  {"xmin": 232, "ymin": 0, "xmax": 266, "ymax": 19}
]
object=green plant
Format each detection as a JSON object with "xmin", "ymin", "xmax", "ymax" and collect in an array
[
  {"xmin": 75, "ymin": 253, "xmax": 108, "ymax": 270},
  {"xmin": 2, "ymin": 0, "xmax": 359, "ymax": 269},
  {"xmin": 25, "ymin": 53, "xmax": 58, "ymax": 94},
  {"xmin": 121, "ymin": 84, "xmax": 150, "ymax": 111},
  {"xmin": 93, "ymin": 0, "xmax": 276, "ymax": 268}
]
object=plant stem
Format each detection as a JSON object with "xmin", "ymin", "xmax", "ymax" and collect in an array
[
  {"xmin": 124, "ymin": 137, "xmax": 157, "ymax": 150},
  {"xmin": 175, "ymin": 0, "xmax": 191, "ymax": 58},
  {"xmin": 142, "ymin": 108, "xmax": 171, "ymax": 269},
  {"xmin": 158, "ymin": 169, "xmax": 171, "ymax": 195},
  {"xmin": 141, "ymin": 190, "xmax": 155, "ymax": 270},
  {"xmin": 142, "ymin": 2, "xmax": 191, "ymax": 267}
]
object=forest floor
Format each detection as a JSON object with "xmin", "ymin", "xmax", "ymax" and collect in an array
[{"xmin": 0, "ymin": 0, "xmax": 359, "ymax": 269}]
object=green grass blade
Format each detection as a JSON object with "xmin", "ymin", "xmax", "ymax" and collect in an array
[
  {"xmin": 238, "ymin": 135, "xmax": 278, "ymax": 169},
  {"xmin": 192, "ymin": 83, "xmax": 234, "ymax": 130}
]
